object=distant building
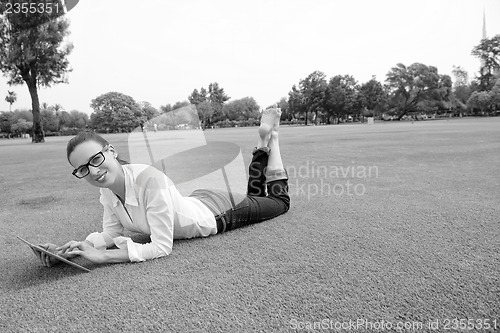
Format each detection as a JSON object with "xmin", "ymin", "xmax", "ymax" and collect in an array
[{"xmin": 480, "ymin": 9, "xmax": 487, "ymax": 77}]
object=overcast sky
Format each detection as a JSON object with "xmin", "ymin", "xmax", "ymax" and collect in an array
[{"xmin": 1, "ymin": 0, "xmax": 500, "ymax": 114}]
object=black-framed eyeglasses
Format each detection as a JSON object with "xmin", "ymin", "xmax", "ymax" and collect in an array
[{"xmin": 72, "ymin": 145, "xmax": 109, "ymax": 179}]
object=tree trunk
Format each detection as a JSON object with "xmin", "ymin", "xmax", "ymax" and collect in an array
[{"xmin": 24, "ymin": 71, "xmax": 45, "ymax": 143}]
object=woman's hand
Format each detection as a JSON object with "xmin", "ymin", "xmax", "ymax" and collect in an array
[
  {"xmin": 56, "ymin": 240, "xmax": 91, "ymax": 256},
  {"xmin": 35, "ymin": 243, "xmax": 73, "ymax": 267},
  {"xmin": 59, "ymin": 241, "xmax": 105, "ymax": 264}
]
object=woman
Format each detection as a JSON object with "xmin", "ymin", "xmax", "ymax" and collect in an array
[{"xmin": 38, "ymin": 107, "xmax": 289, "ymax": 266}]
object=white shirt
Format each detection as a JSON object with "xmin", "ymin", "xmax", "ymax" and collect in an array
[{"xmin": 85, "ymin": 164, "xmax": 217, "ymax": 262}]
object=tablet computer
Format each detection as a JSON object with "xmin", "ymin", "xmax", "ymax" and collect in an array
[{"xmin": 17, "ymin": 236, "xmax": 91, "ymax": 273}]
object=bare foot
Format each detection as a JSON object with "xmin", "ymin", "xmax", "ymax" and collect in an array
[
  {"xmin": 273, "ymin": 108, "xmax": 282, "ymax": 132},
  {"xmin": 257, "ymin": 108, "xmax": 281, "ymax": 148}
]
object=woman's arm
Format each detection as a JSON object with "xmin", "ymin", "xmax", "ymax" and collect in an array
[
  {"xmin": 62, "ymin": 241, "xmax": 130, "ymax": 264},
  {"xmin": 84, "ymin": 190, "xmax": 125, "ymax": 250},
  {"xmin": 111, "ymin": 175, "xmax": 175, "ymax": 262}
]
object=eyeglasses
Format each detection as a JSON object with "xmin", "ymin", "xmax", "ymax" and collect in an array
[{"xmin": 72, "ymin": 145, "xmax": 109, "ymax": 179}]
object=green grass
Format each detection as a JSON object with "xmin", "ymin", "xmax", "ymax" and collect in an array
[{"xmin": 1, "ymin": 118, "xmax": 499, "ymax": 332}]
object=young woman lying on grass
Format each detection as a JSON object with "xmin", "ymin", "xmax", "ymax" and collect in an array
[{"xmin": 37, "ymin": 108, "xmax": 290, "ymax": 266}]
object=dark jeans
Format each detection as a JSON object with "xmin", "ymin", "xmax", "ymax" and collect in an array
[{"xmin": 189, "ymin": 148, "xmax": 290, "ymax": 233}]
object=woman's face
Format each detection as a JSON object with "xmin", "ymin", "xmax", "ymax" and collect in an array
[{"xmin": 69, "ymin": 140, "xmax": 122, "ymax": 188}]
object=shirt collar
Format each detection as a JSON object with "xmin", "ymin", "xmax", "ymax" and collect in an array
[
  {"xmin": 123, "ymin": 165, "xmax": 139, "ymax": 206},
  {"xmin": 111, "ymin": 165, "xmax": 139, "ymax": 207}
]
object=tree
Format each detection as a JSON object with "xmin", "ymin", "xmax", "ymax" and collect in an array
[
  {"xmin": 0, "ymin": 0, "xmax": 73, "ymax": 142},
  {"xmin": 160, "ymin": 104, "xmax": 172, "ymax": 113},
  {"xmin": 58, "ymin": 110, "xmax": 71, "ymax": 129},
  {"xmin": 0, "ymin": 111, "xmax": 13, "ymax": 134},
  {"xmin": 435, "ymin": 74, "xmax": 453, "ymax": 110},
  {"xmin": 11, "ymin": 118, "xmax": 32, "ymax": 136},
  {"xmin": 5, "ymin": 90, "xmax": 16, "ymax": 111},
  {"xmin": 53, "ymin": 103, "xmax": 63, "ymax": 131},
  {"xmin": 489, "ymin": 78, "xmax": 500, "ymax": 110},
  {"xmin": 358, "ymin": 77, "xmax": 387, "ymax": 117},
  {"xmin": 385, "ymin": 63, "xmax": 449, "ymax": 119},
  {"xmin": 67, "ymin": 110, "xmax": 89, "ymax": 129},
  {"xmin": 90, "ymin": 92, "xmax": 142, "ymax": 133},
  {"xmin": 452, "ymin": 66, "xmax": 469, "ymax": 87},
  {"xmin": 222, "ymin": 97, "xmax": 260, "ymax": 121},
  {"xmin": 41, "ymin": 107, "xmax": 57, "ymax": 132},
  {"xmin": 172, "ymin": 100, "xmax": 190, "ymax": 110},
  {"xmin": 275, "ymin": 97, "xmax": 292, "ymax": 121},
  {"xmin": 11, "ymin": 109, "xmax": 33, "ymax": 122},
  {"xmin": 188, "ymin": 87, "xmax": 207, "ymax": 105},
  {"xmin": 138, "ymin": 101, "xmax": 159, "ymax": 123},
  {"xmin": 188, "ymin": 83, "xmax": 229, "ymax": 124},
  {"xmin": 41, "ymin": 102, "xmax": 50, "ymax": 112},
  {"xmin": 299, "ymin": 71, "xmax": 327, "ymax": 125},
  {"xmin": 451, "ymin": 66, "xmax": 473, "ymax": 110},
  {"xmin": 208, "ymin": 82, "xmax": 230, "ymax": 122},
  {"xmin": 467, "ymin": 91, "xmax": 491, "ymax": 114},
  {"xmin": 453, "ymin": 85, "xmax": 473, "ymax": 111},
  {"xmin": 196, "ymin": 100, "xmax": 213, "ymax": 129},
  {"xmin": 325, "ymin": 75, "xmax": 358, "ymax": 123},
  {"xmin": 188, "ymin": 87, "xmax": 209, "ymax": 127},
  {"xmin": 288, "ymin": 84, "xmax": 306, "ymax": 122},
  {"xmin": 472, "ymin": 34, "xmax": 500, "ymax": 91}
]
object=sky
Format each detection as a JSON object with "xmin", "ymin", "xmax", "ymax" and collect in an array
[{"xmin": 1, "ymin": 0, "xmax": 500, "ymax": 115}]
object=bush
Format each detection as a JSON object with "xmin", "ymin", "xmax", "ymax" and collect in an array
[
  {"xmin": 45, "ymin": 128, "xmax": 86, "ymax": 137},
  {"xmin": 44, "ymin": 131, "xmax": 59, "ymax": 137},
  {"xmin": 213, "ymin": 118, "xmax": 260, "ymax": 128},
  {"xmin": 59, "ymin": 127, "xmax": 83, "ymax": 136},
  {"xmin": 281, "ymin": 119, "xmax": 305, "ymax": 125}
]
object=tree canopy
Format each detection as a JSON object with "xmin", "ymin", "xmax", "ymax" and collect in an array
[
  {"xmin": 208, "ymin": 82, "xmax": 230, "ymax": 122},
  {"xmin": 451, "ymin": 66, "xmax": 472, "ymax": 109},
  {"xmin": 222, "ymin": 97, "xmax": 260, "ymax": 121},
  {"xmin": 299, "ymin": 71, "xmax": 327, "ymax": 125},
  {"xmin": 188, "ymin": 83, "xmax": 229, "ymax": 127},
  {"xmin": 467, "ymin": 91, "xmax": 491, "ymax": 113},
  {"xmin": 5, "ymin": 90, "xmax": 16, "ymax": 111},
  {"xmin": 385, "ymin": 63, "xmax": 451, "ymax": 119},
  {"xmin": 358, "ymin": 77, "xmax": 387, "ymax": 115},
  {"xmin": 325, "ymin": 74, "xmax": 359, "ymax": 121},
  {"xmin": 287, "ymin": 84, "xmax": 306, "ymax": 122},
  {"xmin": 90, "ymin": 92, "xmax": 146, "ymax": 133},
  {"xmin": 188, "ymin": 87, "xmax": 208, "ymax": 105}
]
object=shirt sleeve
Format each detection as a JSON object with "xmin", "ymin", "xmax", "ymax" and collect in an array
[
  {"xmin": 86, "ymin": 190, "xmax": 124, "ymax": 251},
  {"xmin": 114, "ymin": 174, "xmax": 174, "ymax": 262}
]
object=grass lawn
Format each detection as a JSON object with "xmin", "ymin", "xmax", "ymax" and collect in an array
[{"xmin": 1, "ymin": 117, "xmax": 499, "ymax": 332}]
